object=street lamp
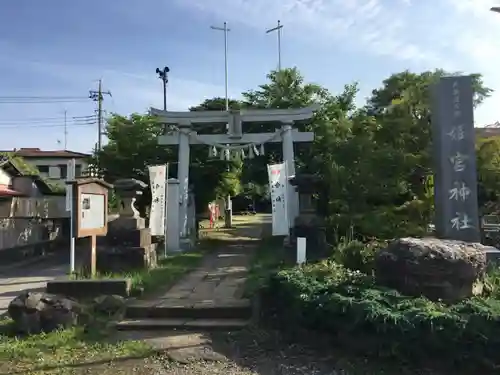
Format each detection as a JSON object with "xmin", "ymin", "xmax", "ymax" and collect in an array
[{"xmin": 156, "ymin": 66, "xmax": 170, "ymax": 110}]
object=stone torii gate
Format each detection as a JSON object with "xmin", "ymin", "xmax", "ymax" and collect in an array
[{"xmin": 150, "ymin": 106, "xmax": 317, "ymax": 247}]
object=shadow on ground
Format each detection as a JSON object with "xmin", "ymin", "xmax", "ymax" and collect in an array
[{"xmin": 101, "ymin": 324, "xmax": 462, "ymax": 375}]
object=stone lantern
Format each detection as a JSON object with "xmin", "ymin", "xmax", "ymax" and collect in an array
[
  {"xmin": 98, "ymin": 178, "xmax": 157, "ymax": 272},
  {"xmin": 288, "ymin": 174, "xmax": 327, "ymax": 261},
  {"xmin": 112, "ymin": 178, "xmax": 148, "ymax": 229}
]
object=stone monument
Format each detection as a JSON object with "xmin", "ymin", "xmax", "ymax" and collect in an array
[
  {"xmin": 431, "ymin": 76, "xmax": 480, "ymax": 242},
  {"xmin": 97, "ymin": 178, "xmax": 157, "ymax": 272}
]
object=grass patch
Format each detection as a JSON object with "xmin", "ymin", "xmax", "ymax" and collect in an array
[
  {"xmin": 244, "ymin": 233, "xmax": 285, "ymax": 298},
  {"xmin": 71, "ymin": 251, "xmax": 203, "ymax": 297},
  {"xmin": 0, "ymin": 318, "xmax": 153, "ymax": 374}
]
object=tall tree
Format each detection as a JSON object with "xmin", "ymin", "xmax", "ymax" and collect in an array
[
  {"xmin": 188, "ymin": 97, "xmax": 244, "ymax": 210},
  {"xmin": 93, "ymin": 113, "xmax": 174, "ymax": 182}
]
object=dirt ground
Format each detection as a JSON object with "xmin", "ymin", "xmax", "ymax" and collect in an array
[
  {"xmin": 30, "ymin": 329, "xmax": 347, "ymax": 375},
  {"xmin": 25, "ymin": 327, "xmax": 447, "ymax": 375}
]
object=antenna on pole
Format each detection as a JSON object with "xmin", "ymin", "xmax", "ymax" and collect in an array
[{"xmin": 266, "ymin": 20, "xmax": 283, "ymax": 71}]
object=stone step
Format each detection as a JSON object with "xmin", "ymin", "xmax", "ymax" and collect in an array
[
  {"xmin": 114, "ymin": 318, "xmax": 250, "ymax": 331},
  {"xmin": 125, "ymin": 299, "xmax": 252, "ymax": 320}
]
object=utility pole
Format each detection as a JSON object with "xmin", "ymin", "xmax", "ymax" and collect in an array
[
  {"xmin": 210, "ymin": 22, "xmax": 230, "ymax": 111},
  {"xmin": 266, "ymin": 20, "xmax": 283, "ymax": 71},
  {"xmin": 211, "ymin": 21, "xmax": 232, "ymax": 228},
  {"xmin": 156, "ymin": 66, "xmax": 170, "ymax": 110},
  {"xmin": 89, "ymin": 79, "xmax": 111, "ymax": 152}
]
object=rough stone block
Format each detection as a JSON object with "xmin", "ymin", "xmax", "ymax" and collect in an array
[
  {"xmin": 108, "ymin": 217, "xmax": 145, "ymax": 231},
  {"xmin": 88, "ymin": 245, "xmax": 157, "ymax": 273},
  {"xmin": 105, "ymin": 228, "xmax": 152, "ymax": 247}
]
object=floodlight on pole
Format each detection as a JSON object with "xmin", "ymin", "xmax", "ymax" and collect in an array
[{"xmin": 156, "ymin": 66, "xmax": 170, "ymax": 110}]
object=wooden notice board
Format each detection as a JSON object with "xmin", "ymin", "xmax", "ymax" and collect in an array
[{"xmin": 68, "ymin": 178, "xmax": 112, "ymax": 276}]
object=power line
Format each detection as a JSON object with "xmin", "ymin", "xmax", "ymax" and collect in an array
[
  {"xmin": 0, "ymin": 115, "xmax": 96, "ymax": 123},
  {"xmin": 0, "ymin": 99, "xmax": 90, "ymax": 104},
  {"xmin": 0, "ymin": 96, "xmax": 89, "ymax": 99},
  {"xmin": 0, "ymin": 122, "xmax": 95, "ymax": 129},
  {"xmin": 0, "ymin": 117, "xmax": 97, "ymax": 125}
]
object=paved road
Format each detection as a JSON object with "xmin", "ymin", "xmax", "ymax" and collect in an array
[{"xmin": 0, "ymin": 254, "xmax": 69, "ymax": 316}]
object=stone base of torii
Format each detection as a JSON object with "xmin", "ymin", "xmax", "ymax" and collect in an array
[{"xmin": 151, "ymin": 106, "xmax": 318, "ymax": 251}]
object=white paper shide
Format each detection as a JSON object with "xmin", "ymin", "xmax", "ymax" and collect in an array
[
  {"xmin": 148, "ymin": 165, "xmax": 167, "ymax": 236},
  {"xmin": 267, "ymin": 162, "xmax": 289, "ymax": 236}
]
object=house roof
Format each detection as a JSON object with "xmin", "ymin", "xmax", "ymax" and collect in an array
[
  {"xmin": 0, "ymin": 148, "xmax": 90, "ymax": 159},
  {"xmin": 0, "ymin": 157, "xmax": 62, "ymax": 196},
  {"xmin": 476, "ymin": 127, "xmax": 500, "ymax": 138},
  {"xmin": 0, "ymin": 157, "xmax": 23, "ymax": 177}
]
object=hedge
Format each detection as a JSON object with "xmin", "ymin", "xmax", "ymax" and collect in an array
[{"xmin": 261, "ymin": 260, "xmax": 500, "ymax": 371}]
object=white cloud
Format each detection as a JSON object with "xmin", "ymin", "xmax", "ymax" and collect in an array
[{"xmin": 177, "ymin": 0, "xmax": 500, "ymax": 124}]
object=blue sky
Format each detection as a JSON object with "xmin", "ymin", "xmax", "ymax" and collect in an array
[{"xmin": 1, "ymin": 0, "xmax": 500, "ymax": 153}]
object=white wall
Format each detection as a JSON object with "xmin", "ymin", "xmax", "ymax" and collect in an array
[
  {"xmin": 23, "ymin": 158, "xmax": 89, "ymax": 182},
  {"xmin": 0, "ymin": 168, "xmax": 11, "ymax": 186}
]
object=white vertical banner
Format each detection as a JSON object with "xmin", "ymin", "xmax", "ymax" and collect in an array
[
  {"xmin": 148, "ymin": 164, "xmax": 167, "ymax": 236},
  {"xmin": 267, "ymin": 162, "xmax": 289, "ymax": 236},
  {"xmin": 66, "ymin": 159, "xmax": 76, "ymax": 211}
]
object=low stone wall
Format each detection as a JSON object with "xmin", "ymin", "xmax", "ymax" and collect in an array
[
  {"xmin": 0, "ymin": 217, "xmax": 68, "ymax": 264},
  {"xmin": 46, "ymin": 279, "xmax": 131, "ymax": 299}
]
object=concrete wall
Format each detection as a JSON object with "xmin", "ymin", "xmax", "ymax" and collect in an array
[
  {"xmin": 0, "ymin": 218, "xmax": 63, "ymax": 249},
  {"xmin": 11, "ymin": 176, "xmax": 43, "ymax": 197},
  {"xmin": 0, "ymin": 217, "xmax": 66, "ymax": 262},
  {"xmin": 0, "ymin": 196, "xmax": 67, "ymax": 219}
]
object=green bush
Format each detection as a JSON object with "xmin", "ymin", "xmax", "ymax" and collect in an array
[
  {"xmin": 261, "ymin": 260, "xmax": 500, "ymax": 371},
  {"xmin": 333, "ymin": 239, "xmax": 386, "ymax": 274}
]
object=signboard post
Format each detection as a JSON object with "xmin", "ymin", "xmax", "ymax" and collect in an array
[
  {"xmin": 267, "ymin": 162, "xmax": 289, "ymax": 236},
  {"xmin": 69, "ymin": 178, "xmax": 112, "ymax": 277},
  {"xmin": 148, "ymin": 164, "xmax": 168, "ymax": 257},
  {"xmin": 431, "ymin": 75, "xmax": 480, "ymax": 242},
  {"xmin": 66, "ymin": 159, "xmax": 76, "ymax": 273}
]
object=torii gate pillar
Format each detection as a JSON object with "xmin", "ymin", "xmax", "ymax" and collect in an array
[
  {"xmin": 177, "ymin": 122, "xmax": 191, "ymax": 238},
  {"xmin": 282, "ymin": 122, "xmax": 300, "ymax": 226}
]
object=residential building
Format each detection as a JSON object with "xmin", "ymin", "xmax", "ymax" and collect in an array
[
  {"xmin": 476, "ymin": 126, "xmax": 500, "ymax": 139},
  {"xmin": 0, "ymin": 156, "xmax": 67, "ymax": 255},
  {"xmin": 0, "ymin": 156, "xmax": 61, "ymax": 198},
  {"xmin": 0, "ymin": 148, "xmax": 90, "ymax": 184}
]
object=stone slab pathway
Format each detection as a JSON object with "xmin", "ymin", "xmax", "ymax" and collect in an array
[{"xmin": 133, "ymin": 214, "xmax": 270, "ymax": 308}]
